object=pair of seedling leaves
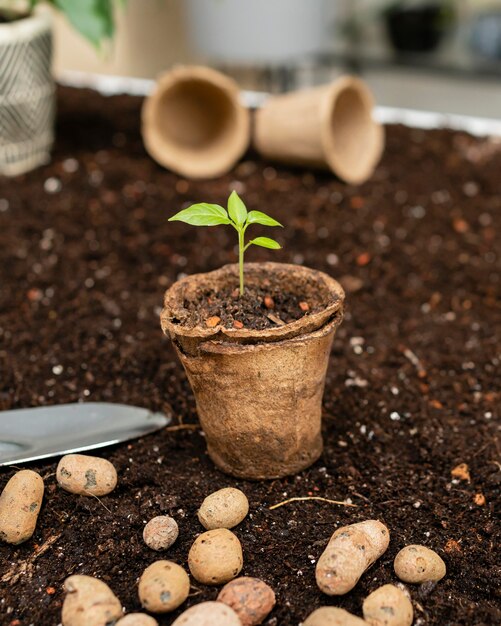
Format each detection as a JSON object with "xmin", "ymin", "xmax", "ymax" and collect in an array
[
  {"xmin": 169, "ymin": 190, "xmax": 282, "ymax": 250},
  {"xmin": 169, "ymin": 191, "xmax": 282, "ymax": 294}
]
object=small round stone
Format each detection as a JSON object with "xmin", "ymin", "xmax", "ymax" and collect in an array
[
  {"xmin": 138, "ymin": 560, "xmax": 190, "ymax": 613},
  {"xmin": 56, "ymin": 454, "xmax": 117, "ymax": 497},
  {"xmin": 62, "ymin": 575, "xmax": 122, "ymax": 626},
  {"xmin": 198, "ymin": 487, "xmax": 249, "ymax": 530},
  {"xmin": 394, "ymin": 545, "xmax": 446, "ymax": 583},
  {"xmin": 188, "ymin": 528, "xmax": 243, "ymax": 585},
  {"xmin": 171, "ymin": 601, "xmax": 241, "ymax": 626},
  {"xmin": 143, "ymin": 516, "xmax": 179, "ymax": 551},
  {"xmin": 0, "ymin": 469, "xmax": 44, "ymax": 545},
  {"xmin": 363, "ymin": 584, "xmax": 413, "ymax": 626},
  {"xmin": 116, "ymin": 615, "xmax": 158, "ymax": 626},
  {"xmin": 218, "ymin": 576, "xmax": 276, "ymax": 626},
  {"xmin": 303, "ymin": 607, "xmax": 368, "ymax": 625}
]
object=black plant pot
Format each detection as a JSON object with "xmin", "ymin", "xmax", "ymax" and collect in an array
[{"xmin": 384, "ymin": 3, "xmax": 450, "ymax": 54}]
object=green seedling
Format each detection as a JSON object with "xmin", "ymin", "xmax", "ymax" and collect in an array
[{"xmin": 169, "ymin": 191, "xmax": 282, "ymax": 296}]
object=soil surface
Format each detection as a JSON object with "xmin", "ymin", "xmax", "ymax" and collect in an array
[
  {"xmin": 182, "ymin": 283, "xmax": 314, "ymax": 330},
  {"xmin": 0, "ymin": 86, "xmax": 500, "ymax": 626}
]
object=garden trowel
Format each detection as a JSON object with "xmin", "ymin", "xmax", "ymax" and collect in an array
[{"xmin": 0, "ymin": 402, "xmax": 170, "ymax": 466}]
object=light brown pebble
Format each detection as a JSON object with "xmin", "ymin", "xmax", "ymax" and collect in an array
[
  {"xmin": 205, "ymin": 316, "xmax": 221, "ymax": 328},
  {"xmin": 394, "ymin": 545, "xmax": 446, "ymax": 583},
  {"xmin": 217, "ymin": 576, "xmax": 275, "ymax": 626},
  {"xmin": 473, "ymin": 493, "xmax": 486, "ymax": 506},
  {"xmin": 116, "ymin": 615, "xmax": 158, "ymax": 626},
  {"xmin": 62, "ymin": 574, "xmax": 123, "ymax": 626},
  {"xmin": 339, "ymin": 274, "xmax": 364, "ymax": 293},
  {"xmin": 138, "ymin": 560, "xmax": 190, "ymax": 613},
  {"xmin": 171, "ymin": 601, "xmax": 241, "ymax": 626},
  {"xmin": 316, "ymin": 520, "xmax": 390, "ymax": 595},
  {"xmin": 56, "ymin": 454, "xmax": 117, "ymax": 496},
  {"xmin": 303, "ymin": 607, "xmax": 368, "ymax": 625},
  {"xmin": 0, "ymin": 470, "xmax": 44, "ymax": 544},
  {"xmin": 188, "ymin": 528, "xmax": 243, "ymax": 585},
  {"xmin": 198, "ymin": 487, "xmax": 249, "ymax": 530},
  {"xmin": 143, "ymin": 515, "xmax": 179, "ymax": 551},
  {"xmin": 363, "ymin": 584, "xmax": 413, "ymax": 626},
  {"xmin": 451, "ymin": 462, "xmax": 470, "ymax": 482}
]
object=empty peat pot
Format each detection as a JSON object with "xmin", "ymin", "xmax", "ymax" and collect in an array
[
  {"xmin": 161, "ymin": 262, "xmax": 344, "ymax": 479},
  {"xmin": 254, "ymin": 76, "xmax": 384, "ymax": 184},
  {"xmin": 142, "ymin": 65, "xmax": 250, "ymax": 179}
]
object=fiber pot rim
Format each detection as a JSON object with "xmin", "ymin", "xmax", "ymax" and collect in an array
[
  {"xmin": 320, "ymin": 75, "xmax": 384, "ymax": 185},
  {"xmin": 161, "ymin": 262, "xmax": 345, "ymax": 345}
]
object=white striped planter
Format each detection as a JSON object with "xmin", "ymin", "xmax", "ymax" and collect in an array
[{"xmin": 0, "ymin": 9, "xmax": 55, "ymax": 176}]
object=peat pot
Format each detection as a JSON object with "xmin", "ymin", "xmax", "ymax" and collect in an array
[
  {"xmin": 142, "ymin": 65, "xmax": 250, "ymax": 179},
  {"xmin": 161, "ymin": 263, "xmax": 345, "ymax": 479},
  {"xmin": 0, "ymin": 9, "xmax": 54, "ymax": 176},
  {"xmin": 254, "ymin": 76, "xmax": 384, "ymax": 185}
]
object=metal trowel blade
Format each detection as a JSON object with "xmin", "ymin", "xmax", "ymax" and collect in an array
[{"xmin": 0, "ymin": 402, "xmax": 170, "ymax": 466}]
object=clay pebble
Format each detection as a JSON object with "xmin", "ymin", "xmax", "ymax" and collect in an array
[
  {"xmin": 0, "ymin": 469, "xmax": 44, "ymax": 544},
  {"xmin": 394, "ymin": 545, "xmax": 446, "ymax": 583},
  {"xmin": 198, "ymin": 487, "xmax": 249, "ymax": 530},
  {"xmin": 138, "ymin": 560, "xmax": 190, "ymax": 613},
  {"xmin": 116, "ymin": 614, "xmax": 159, "ymax": 626},
  {"xmin": 171, "ymin": 601, "xmax": 242, "ymax": 626},
  {"xmin": 363, "ymin": 584, "xmax": 413, "ymax": 626},
  {"xmin": 62, "ymin": 574, "xmax": 123, "ymax": 626},
  {"xmin": 56, "ymin": 453, "xmax": 117, "ymax": 496},
  {"xmin": 316, "ymin": 519, "xmax": 390, "ymax": 595},
  {"xmin": 143, "ymin": 515, "xmax": 179, "ymax": 551},
  {"xmin": 188, "ymin": 528, "xmax": 243, "ymax": 585},
  {"xmin": 217, "ymin": 576, "xmax": 275, "ymax": 626},
  {"xmin": 303, "ymin": 607, "xmax": 368, "ymax": 625}
]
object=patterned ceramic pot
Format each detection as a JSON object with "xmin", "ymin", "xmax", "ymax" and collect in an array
[{"xmin": 0, "ymin": 9, "xmax": 54, "ymax": 176}]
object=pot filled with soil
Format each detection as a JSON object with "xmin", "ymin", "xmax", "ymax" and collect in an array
[
  {"xmin": 0, "ymin": 2, "xmax": 124, "ymax": 176},
  {"xmin": 0, "ymin": 7, "xmax": 54, "ymax": 176},
  {"xmin": 161, "ymin": 193, "xmax": 344, "ymax": 479},
  {"xmin": 384, "ymin": 1, "xmax": 454, "ymax": 54}
]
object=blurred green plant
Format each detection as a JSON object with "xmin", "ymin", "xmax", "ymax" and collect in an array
[{"xmin": 0, "ymin": 0, "xmax": 126, "ymax": 48}]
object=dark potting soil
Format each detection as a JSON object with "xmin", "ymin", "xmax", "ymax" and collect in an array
[
  {"xmin": 183, "ymin": 284, "xmax": 314, "ymax": 330},
  {"xmin": 0, "ymin": 86, "xmax": 500, "ymax": 626},
  {"xmin": 0, "ymin": 11, "xmax": 30, "ymax": 23}
]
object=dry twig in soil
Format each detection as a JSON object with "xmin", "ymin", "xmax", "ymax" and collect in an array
[
  {"xmin": 269, "ymin": 496, "xmax": 357, "ymax": 510},
  {"xmin": 2, "ymin": 532, "xmax": 63, "ymax": 585}
]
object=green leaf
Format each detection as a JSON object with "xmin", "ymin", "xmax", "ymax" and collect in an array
[
  {"xmin": 249, "ymin": 236, "xmax": 282, "ymax": 250},
  {"xmin": 246, "ymin": 210, "xmax": 282, "ymax": 228},
  {"xmin": 168, "ymin": 203, "xmax": 230, "ymax": 226},
  {"xmin": 53, "ymin": 0, "xmax": 115, "ymax": 47},
  {"xmin": 227, "ymin": 191, "xmax": 247, "ymax": 226}
]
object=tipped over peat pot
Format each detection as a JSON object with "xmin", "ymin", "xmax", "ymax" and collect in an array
[
  {"xmin": 161, "ymin": 263, "xmax": 345, "ymax": 479},
  {"xmin": 142, "ymin": 65, "xmax": 251, "ymax": 179},
  {"xmin": 254, "ymin": 76, "xmax": 384, "ymax": 184}
]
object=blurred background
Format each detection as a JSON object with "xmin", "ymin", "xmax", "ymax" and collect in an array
[{"xmin": 52, "ymin": 0, "xmax": 501, "ymax": 119}]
